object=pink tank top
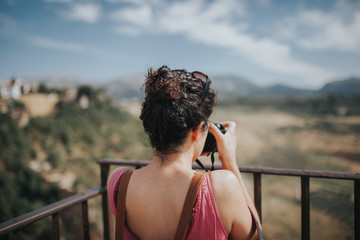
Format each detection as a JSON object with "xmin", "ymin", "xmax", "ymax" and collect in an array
[{"xmin": 108, "ymin": 168, "xmax": 229, "ymax": 240}]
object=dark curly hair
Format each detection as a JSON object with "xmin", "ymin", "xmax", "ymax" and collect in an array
[{"xmin": 140, "ymin": 65, "xmax": 217, "ymax": 156}]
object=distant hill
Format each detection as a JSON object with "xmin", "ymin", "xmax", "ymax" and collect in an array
[
  {"xmin": 22, "ymin": 76, "xmax": 87, "ymax": 88},
  {"xmin": 318, "ymin": 77, "xmax": 360, "ymax": 95},
  {"xmin": 197, "ymin": 76, "xmax": 315, "ymax": 96},
  {"xmin": 99, "ymin": 76, "xmax": 144, "ymax": 100},
  {"xmin": 17, "ymin": 75, "xmax": 360, "ymax": 100},
  {"xmin": 262, "ymin": 84, "xmax": 313, "ymax": 96},
  {"xmin": 211, "ymin": 75, "xmax": 263, "ymax": 95}
]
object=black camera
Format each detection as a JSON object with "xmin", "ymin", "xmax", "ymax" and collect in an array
[{"xmin": 202, "ymin": 122, "xmax": 226, "ymax": 153}]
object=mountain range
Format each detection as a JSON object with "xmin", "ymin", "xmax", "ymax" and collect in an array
[
  {"xmin": 20, "ymin": 75, "xmax": 360, "ymax": 100},
  {"xmin": 100, "ymin": 76, "xmax": 360, "ymax": 100}
]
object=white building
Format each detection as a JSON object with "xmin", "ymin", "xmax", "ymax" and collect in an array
[{"xmin": 0, "ymin": 79, "xmax": 22, "ymax": 99}]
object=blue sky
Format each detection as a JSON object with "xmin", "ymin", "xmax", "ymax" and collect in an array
[{"xmin": 1, "ymin": 0, "xmax": 359, "ymax": 89}]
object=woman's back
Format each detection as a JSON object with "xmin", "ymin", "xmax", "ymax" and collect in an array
[
  {"xmin": 125, "ymin": 167, "xmax": 194, "ymax": 239},
  {"xmin": 108, "ymin": 166, "xmax": 230, "ymax": 240}
]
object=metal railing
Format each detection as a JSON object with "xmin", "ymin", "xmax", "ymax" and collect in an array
[
  {"xmin": 1, "ymin": 159, "xmax": 359, "ymax": 240},
  {"xmin": 0, "ymin": 186, "xmax": 105, "ymax": 240}
]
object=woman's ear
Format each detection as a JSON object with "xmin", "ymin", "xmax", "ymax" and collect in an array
[{"xmin": 191, "ymin": 122, "xmax": 205, "ymax": 141}]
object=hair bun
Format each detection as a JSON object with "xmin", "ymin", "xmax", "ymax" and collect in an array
[{"xmin": 144, "ymin": 65, "xmax": 183, "ymax": 100}]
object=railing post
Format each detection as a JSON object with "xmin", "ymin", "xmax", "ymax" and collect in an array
[
  {"xmin": 253, "ymin": 173, "xmax": 262, "ymax": 223},
  {"xmin": 100, "ymin": 163, "xmax": 111, "ymax": 240},
  {"xmin": 355, "ymin": 179, "xmax": 360, "ymax": 240},
  {"xmin": 301, "ymin": 176, "xmax": 310, "ymax": 240},
  {"xmin": 52, "ymin": 213, "xmax": 59, "ymax": 240},
  {"xmin": 82, "ymin": 201, "xmax": 90, "ymax": 240},
  {"xmin": 13, "ymin": 229, "xmax": 20, "ymax": 240}
]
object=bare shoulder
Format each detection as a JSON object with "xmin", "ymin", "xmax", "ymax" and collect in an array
[
  {"xmin": 210, "ymin": 170, "xmax": 243, "ymax": 195},
  {"xmin": 209, "ymin": 170, "xmax": 253, "ymax": 239},
  {"xmin": 106, "ymin": 167, "xmax": 129, "ymax": 188}
]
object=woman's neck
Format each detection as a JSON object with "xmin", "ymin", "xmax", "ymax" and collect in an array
[
  {"xmin": 144, "ymin": 131, "xmax": 203, "ymax": 175},
  {"xmin": 148, "ymin": 148, "xmax": 196, "ymax": 174}
]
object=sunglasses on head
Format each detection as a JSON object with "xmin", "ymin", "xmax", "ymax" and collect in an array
[{"xmin": 171, "ymin": 69, "xmax": 212, "ymax": 100}]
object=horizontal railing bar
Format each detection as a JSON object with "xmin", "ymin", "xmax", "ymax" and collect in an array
[
  {"xmin": 0, "ymin": 186, "xmax": 106, "ymax": 236},
  {"xmin": 98, "ymin": 159, "xmax": 148, "ymax": 167},
  {"xmin": 98, "ymin": 159, "xmax": 360, "ymax": 180},
  {"xmin": 239, "ymin": 166, "xmax": 360, "ymax": 180}
]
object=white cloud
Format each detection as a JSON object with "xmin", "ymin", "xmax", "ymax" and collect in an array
[
  {"xmin": 104, "ymin": 0, "xmax": 146, "ymax": 4},
  {"xmin": 278, "ymin": 4, "xmax": 360, "ymax": 52},
  {"xmin": 30, "ymin": 36, "xmax": 86, "ymax": 52},
  {"xmin": 107, "ymin": 0, "xmax": 336, "ymax": 86},
  {"xmin": 257, "ymin": 0, "xmax": 270, "ymax": 7},
  {"xmin": 156, "ymin": 0, "xmax": 333, "ymax": 86},
  {"xmin": 64, "ymin": 3, "xmax": 101, "ymax": 23},
  {"xmin": 29, "ymin": 36, "xmax": 110, "ymax": 57},
  {"xmin": 44, "ymin": 0, "xmax": 72, "ymax": 3},
  {"xmin": 109, "ymin": 5, "xmax": 153, "ymax": 27},
  {"xmin": 104, "ymin": 0, "xmax": 163, "ymax": 5}
]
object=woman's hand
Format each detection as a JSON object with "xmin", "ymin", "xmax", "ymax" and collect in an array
[
  {"xmin": 209, "ymin": 121, "xmax": 262, "ymax": 236},
  {"xmin": 208, "ymin": 121, "xmax": 238, "ymax": 170}
]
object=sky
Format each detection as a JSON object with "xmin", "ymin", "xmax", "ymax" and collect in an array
[{"xmin": 0, "ymin": 0, "xmax": 360, "ymax": 89}]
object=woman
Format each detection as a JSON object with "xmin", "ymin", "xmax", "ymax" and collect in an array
[{"xmin": 108, "ymin": 65, "xmax": 262, "ymax": 239}]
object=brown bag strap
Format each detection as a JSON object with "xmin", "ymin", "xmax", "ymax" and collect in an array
[
  {"xmin": 115, "ymin": 169, "xmax": 134, "ymax": 240},
  {"xmin": 174, "ymin": 172, "xmax": 209, "ymax": 240}
]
